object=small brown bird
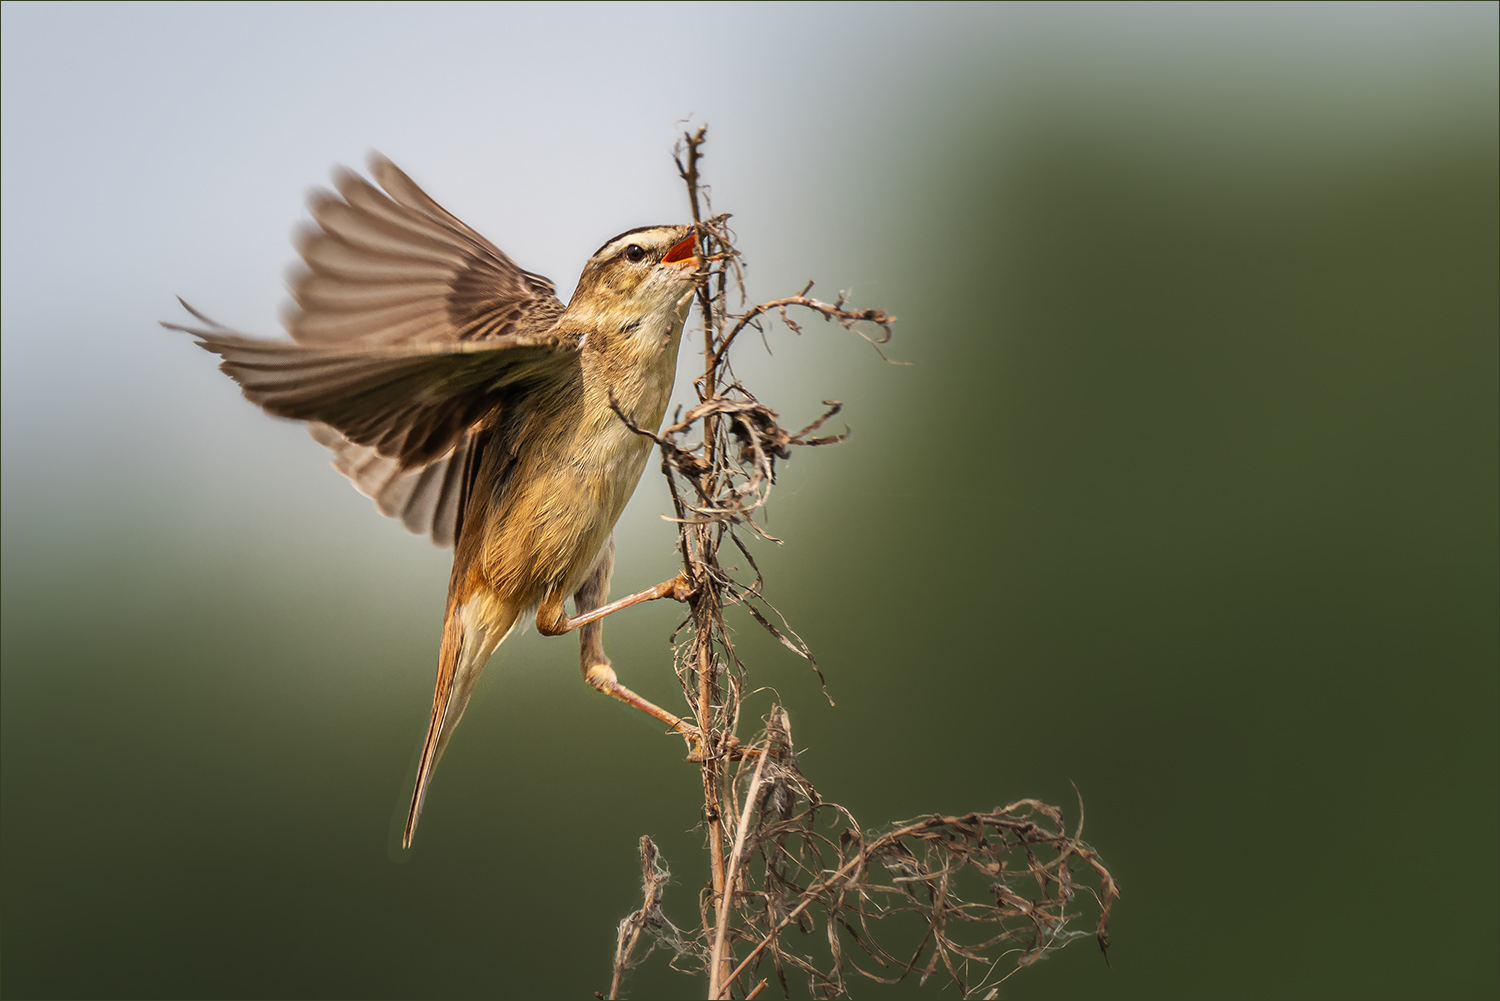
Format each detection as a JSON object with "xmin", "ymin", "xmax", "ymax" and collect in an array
[{"xmin": 168, "ymin": 156, "xmax": 701, "ymax": 847}]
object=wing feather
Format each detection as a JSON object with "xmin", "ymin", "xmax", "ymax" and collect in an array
[
  {"xmin": 307, "ymin": 423, "xmax": 476, "ymax": 547},
  {"xmin": 168, "ymin": 323, "xmax": 574, "ymax": 469},
  {"xmin": 371, "ymin": 158, "xmax": 555, "ymax": 297},
  {"xmin": 171, "ymin": 155, "xmax": 572, "ymax": 541},
  {"xmin": 286, "ymin": 155, "xmax": 565, "ymax": 348},
  {"xmin": 293, "ymin": 275, "xmax": 452, "ymax": 311},
  {"xmin": 295, "ymin": 233, "xmax": 452, "ymax": 283},
  {"xmin": 303, "ymin": 195, "xmax": 465, "ymax": 268}
]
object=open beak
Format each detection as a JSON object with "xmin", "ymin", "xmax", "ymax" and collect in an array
[{"xmin": 662, "ymin": 234, "xmax": 698, "ymax": 266}]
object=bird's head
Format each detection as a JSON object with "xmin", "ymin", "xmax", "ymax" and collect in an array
[{"xmin": 565, "ymin": 225, "xmax": 700, "ymax": 338}]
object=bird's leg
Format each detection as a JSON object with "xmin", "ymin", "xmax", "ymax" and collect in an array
[
  {"xmin": 542, "ymin": 539, "xmax": 698, "ymax": 741},
  {"xmin": 553, "ymin": 571, "xmax": 695, "ymax": 632}
]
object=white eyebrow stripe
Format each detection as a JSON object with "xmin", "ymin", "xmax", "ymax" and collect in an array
[
  {"xmin": 591, "ymin": 226, "xmax": 682, "ymax": 259},
  {"xmin": 603, "ymin": 236, "xmax": 659, "ymax": 257}
]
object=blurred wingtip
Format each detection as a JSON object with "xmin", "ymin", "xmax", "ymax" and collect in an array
[
  {"xmin": 368, "ymin": 153, "xmax": 425, "ymax": 205},
  {"xmin": 176, "ymin": 297, "xmax": 227, "ymax": 328},
  {"xmin": 162, "ymin": 297, "xmax": 237, "ymax": 339}
]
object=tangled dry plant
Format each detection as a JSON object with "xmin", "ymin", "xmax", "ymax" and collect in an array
[{"xmin": 602, "ymin": 128, "xmax": 1118, "ymax": 1001}]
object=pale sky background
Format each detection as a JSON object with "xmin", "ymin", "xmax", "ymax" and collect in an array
[
  {"xmin": 5, "ymin": 0, "xmax": 1493, "ymax": 576},
  {"xmin": 5, "ymin": 0, "xmax": 1494, "ymax": 468}
]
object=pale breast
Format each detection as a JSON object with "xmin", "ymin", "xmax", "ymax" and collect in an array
[{"xmin": 478, "ymin": 310, "xmax": 684, "ymax": 603}]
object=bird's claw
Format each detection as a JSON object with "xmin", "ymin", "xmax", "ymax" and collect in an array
[{"xmin": 665, "ymin": 570, "xmax": 695, "ymax": 602}]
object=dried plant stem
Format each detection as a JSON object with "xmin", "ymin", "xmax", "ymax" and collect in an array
[
  {"xmin": 609, "ymin": 837, "xmax": 670, "ymax": 1001},
  {"xmin": 711, "ymin": 745, "xmax": 768, "ymax": 998},
  {"xmin": 696, "ymin": 602, "xmax": 730, "ymax": 998},
  {"xmin": 678, "ymin": 126, "xmax": 735, "ymax": 998},
  {"xmin": 603, "ymin": 126, "xmax": 1117, "ymax": 1001}
]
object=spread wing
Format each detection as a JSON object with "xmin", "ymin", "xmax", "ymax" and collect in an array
[
  {"xmin": 171, "ymin": 156, "xmax": 571, "ymax": 546},
  {"xmin": 166, "ymin": 314, "xmax": 576, "ymax": 467},
  {"xmin": 287, "ymin": 154, "xmax": 565, "ymax": 346}
]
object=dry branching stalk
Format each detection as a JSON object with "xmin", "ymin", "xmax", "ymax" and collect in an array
[{"xmin": 604, "ymin": 127, "xmax": 1118, "ymax": 1000}]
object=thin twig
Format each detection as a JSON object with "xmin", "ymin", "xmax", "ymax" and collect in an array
[{"xmin": 711, "ymin": 290, "xmax": 894, "ymax": 371}]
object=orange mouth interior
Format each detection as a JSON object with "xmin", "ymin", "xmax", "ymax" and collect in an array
[{"xmin": 662, "ymin": 234, "xmax": 698, "ymax": 264}]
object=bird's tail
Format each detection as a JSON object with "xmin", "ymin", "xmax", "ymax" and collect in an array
[{"xmin": 402, "ymin": 587, "xmax": 518, "ymax": 848}]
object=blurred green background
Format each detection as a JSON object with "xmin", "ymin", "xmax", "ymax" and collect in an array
[{"xmin": 3, "ymin": 3, "xmax": 1495, "ymax": 999}]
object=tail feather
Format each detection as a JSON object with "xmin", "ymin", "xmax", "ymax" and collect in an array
[{"xmin": 402, "ymin": 589, "xmax": 517, "ymax": 848}]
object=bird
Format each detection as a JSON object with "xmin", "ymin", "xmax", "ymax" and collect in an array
[{"xmin": 166, "ymin": 155, "xmax": 703, "ymax": 847}]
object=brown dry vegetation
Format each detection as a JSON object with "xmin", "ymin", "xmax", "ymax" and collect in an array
[{"xmin": 603, "ymin": 128, "xmax": 1118, "ymax": 1000}]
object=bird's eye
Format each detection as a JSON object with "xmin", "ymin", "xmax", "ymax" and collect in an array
[{"xmin": 624, "ymin": 244, "xmax": 647, "ymax": 263}]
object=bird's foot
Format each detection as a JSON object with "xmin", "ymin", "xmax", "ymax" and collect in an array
[
  {"xmin": 662, "ymin": 569, "xmax": 695, "ymax": 602},
  {"xmin": 583, "ymin": 663, "xmax": 762, "ymax": 761},
  {"xmin": 584, "ymin": 663, "xmax": 697, "ymax": 739}
]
